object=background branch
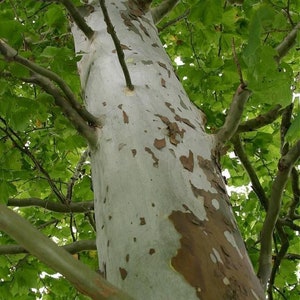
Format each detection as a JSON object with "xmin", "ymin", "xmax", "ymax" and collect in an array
[
  {"xmin": 276, "ymin": 22, "xmax": 300, "ymax": 62},
  {"xmin": 267, "ymin": 223, "xmax": 289, "ymax": 300},
  {"xmin": 151, "ymin": 0, "xmax": 179, "ymax": 24},
  {"xmin": 0, "ymin": 239, "xmax": 96, "ymax": 255},
  {"xmin": 288, "ymin": 167, "xmax": 300, "ymax": 219},
  {"xmin": 7, "ymin": 198, "xmax": 94, "ymax": 213},
  {"xmin": 236, "ymin": 104, "xmax": 283, "ymax": 134},
  {"xmin": 67, "ymin": 149, "xmax": 90, "ymax": 202},
  {"xmin": 231, "ymin": 135, "xmax": 268, "ymax": 210},
  {"xmin": 158, "ymin": 9, "xmax": 189, "ymax": 32}
]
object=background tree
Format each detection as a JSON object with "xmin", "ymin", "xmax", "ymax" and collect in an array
[{"xmin": 0, "ymin": 0, "xmax": 299, "ymax": 299}]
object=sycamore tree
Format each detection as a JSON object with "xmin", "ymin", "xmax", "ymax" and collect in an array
[{"xmin": 0, "ymin": 0, "xmax": 299, "ymax": 299}]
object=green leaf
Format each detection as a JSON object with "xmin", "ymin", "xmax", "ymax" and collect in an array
[
  {"xmin": 44, "ymin": 5, "xmax": 66, "ymax": 29},
  {"xmin": 0, "ymin": 21, "xmax": 24, "ymax": 47},
  {"xmin": 190, "ymin": 0, "xmax": 223, "ymax": 25},
  {"xmin": 286, "ymin": 114, "xmax": 300, "ymax": 143},
  {"xmin": 0, "ymin": 180, "xmax": 16, "ymax": 204}
]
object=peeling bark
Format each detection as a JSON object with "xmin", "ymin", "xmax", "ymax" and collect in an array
[{"xmin": 71, "ymin": 1, "xmax": 265, "ymax": 299}]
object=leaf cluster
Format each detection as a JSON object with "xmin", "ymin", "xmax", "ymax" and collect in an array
[{"xmin": 159, "ymin": 0, "xmax": 300, "ymax": 298}]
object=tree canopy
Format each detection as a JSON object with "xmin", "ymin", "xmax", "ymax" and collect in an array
[{"xmin": 0, "ymin": 0, "xmax": 299, "ymax": 299}]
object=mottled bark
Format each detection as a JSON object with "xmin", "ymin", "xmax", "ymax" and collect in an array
[{"xmin": 71, "ymin": 1, "xmax": 265, "ymax": 299}]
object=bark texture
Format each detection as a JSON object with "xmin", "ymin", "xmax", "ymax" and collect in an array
[{"xmin": 72, "ymin": 1, "xmax": 265, "ymax": 299}]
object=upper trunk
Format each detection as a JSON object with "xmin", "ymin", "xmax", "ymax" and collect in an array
[{"xmin": 72, "ymin": 1, "xmax": 265, "ymax": 299}]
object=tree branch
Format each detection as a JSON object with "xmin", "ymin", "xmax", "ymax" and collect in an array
[
  {"xmin": 236, "ymin": 104, "xmax": 283, "ymax": 134},
  {"xmin": 215, "ymin": 84, "xmax": 251, "ymax": 145},
  {"xmin": 7, "ymin": 198, "xmax": 94, "ymax": 213},
  {"xmin": 231, "ymin": 135, "xmax": 268, "ymax": 210},
  {"xmin": 0, "ymin": 39, "xmax": 100, "ymax": 127},
  {"xmin": 258, "ymin": 140, "xmax": 300, "ymax": 290},
  {"xmin": 0, "ymin": 239, "xmax": 96, "ymax": 255},
  {"xmin": 57, "ymin": 0, "xmax": 94, "ymax": 39},
  {"xmin": 0, "ymin": 204, "xmax": 134, "ymax": 300},
  {"xmin": 275, "ymin": 22, "xmax": 300, "ymax": 62},
  {"xmin": 151, "ymin": 0, "xmax": 179, "ymax": 24},
  {"xmin": 67, "ymin": 149, "xmax": 90, "ymax": 202},
  {"xmin": 158, "ymin": 9, "xmax": 190, "ymax": 32},
  {"xmin": 99, "ymin": 0, "xmax": 134, "ymax": 91},
  {"xmin": 288, "ymin": 167, "xmax": 300, "ymax": 219},
  {"xmin": 267, "ymin": 223, "xmax": 289, "ymax": 299},
  {"xmin": 28, "ymin": 73, "xmax": 98, "ymax": 147}
]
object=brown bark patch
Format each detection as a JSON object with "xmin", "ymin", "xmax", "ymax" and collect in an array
[
  {"xmin": 180, "ymin": 150, "xmax": 194, "ymax": 172},
  {"xmin": 174, "ymin": 114, "xmax": 196, "ymax": 129},
  {"xmin": 155, "ymin": 114, "xmax": 185, "ymax": 145},
  {"xmin": 158, "ymin": 61, "xmax": 171, "ymax": 77},
  {"xmin": 165, "ymin": 102, "xmax": 195, "ymax": 128},
  {"xmin": 112, "ymin": 44, "xmax": 131, "ymax": 52},
  {"xmin": 149, "ymin": 248, "xmax": 155, "ymax": 255},
  {"xmin": 169, "ymin": 206, "xmax": 263, "ymax": 299},
  {"xmin": 119, "ymin": 267, "xmax": 128, "ymax": 280},
  {"xmin": 161, "ymin": 78, "xmax": 166, "ymax": 88},
  {"xmin": 154, "ymin": 138, "xmax": 166, "ymax": 150},
  {"xmin": 142, "ymin": 60, "xmax": 153, "ymax": 65},
  {"xmin": 179, "ymin": 96, "xmax": 188, "ymax": 110},
  {"xmin": 140, "ymin": 217, "xmax": 146, "ymax": 225},
  {"xmin": 145, "ymin": 147, "xmax": 159, "ymax": 167},
  {"xmin": 123, "ymin": 110, "xmax": 129, "ymax": 124},
  {"xmin": 131, "ymin": 149, "xmax": 137, "ymax": 157},
  {"xmin": 165, "ymin": 102, "xmax": 175, "ymax": 113},
  {"xmin": 197, "ymin": 155, "xmax": 227, "ymax": 197}
]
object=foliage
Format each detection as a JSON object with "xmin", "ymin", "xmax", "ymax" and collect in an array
[
  {"xmin": 0, "ymin": 0, "xmax": 299, "ymax": 299},
  {"xmin": 159, "ymin": 0, "xmax": 300, "ymax": 298}
]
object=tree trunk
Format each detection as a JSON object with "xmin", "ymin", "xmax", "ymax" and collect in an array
[{"xmin": 72, "ymin": 1, "xmax": 265, "ymax": 299}]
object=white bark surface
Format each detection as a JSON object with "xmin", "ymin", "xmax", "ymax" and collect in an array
[{"xmin": 72, "ymin": 1, "xmax": 264, "ymax": 299}]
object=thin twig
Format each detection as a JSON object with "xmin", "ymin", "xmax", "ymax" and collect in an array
[
  {"xmin": 232, "ymin": 38, "xmax": 245, "ymax": 85},
  {"xmin": 184, "ymin": 17, "xmax": 201, "ymax": 69},
  {"xmin": 267, "ymin": 223, "xmax": 289, "ymax": 299},
  {"xmin": 0, "ymin": 118, "xmax": 66, "ymax": 204},
  {"xmin": 231, "ymin": 135, "xmax": 268, "ymax": 210},
  {"xmin": 158, "ymin": 9, "xmax": 190, "ymax": 32},
  {"xmin": 288, "ymin": 167, "xmax": 300, "ymax": 219},
  {"xmin": 99, "ymin": 0, "xmax": 134, "ymax": 90},
  {"xmin": 280, "ymin": 104, "xmax": 293, "ymax": 154},
  {"xmin": 85, "ymin": 211, "xmax": 97, "ymax": 232},
  {"xmin": 58, "ymin": 0, "xmax": 94, "ymax": 39},
  {"xmin": 66, "ymin": 149, "xmax": 89, "ymax": 203}
]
